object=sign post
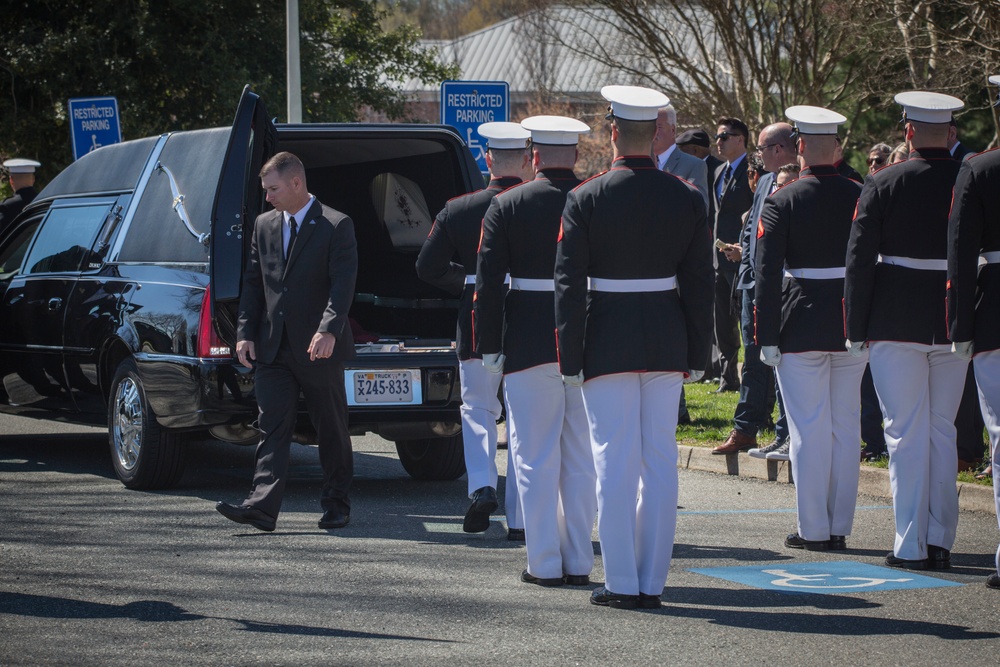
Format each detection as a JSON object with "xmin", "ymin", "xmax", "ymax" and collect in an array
[
  {"xmin": 440, "ymin": 81, "xmax": 509, "ymax": 177},
  {"xmin": 68, "ymin": 97, "xmax": 122, "ymax": 161}
]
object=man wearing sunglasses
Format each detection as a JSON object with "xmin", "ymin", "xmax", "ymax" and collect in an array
[
  {"xmin": 866, "ymin": 144, "xmax": 892, "ymax": 175},
  {"xmin": 711, "ymin": 118, "xmax": 753, "ymax": 397}
]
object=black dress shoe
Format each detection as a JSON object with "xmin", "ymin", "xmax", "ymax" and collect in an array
[
  {"xmin": 521, "ymin": 570, "xmax": 563, "ymax": 587},
  {"xmin": 215, "ymin": 502, "xmax": 276, "ymax": 532},
  {"xmin": 590, "ymin": 586, "xmax": 638, "ymax": 609},
  {"xmin": 927, "ymin": 545, "xmax": 951, "ymax": 569},
  {"xmin": 463, "ymin": 486, "xmax": 498, "ymax": 533},
  {"xmin": 507, "ymin": 528, "xmax": 525, "ymax": 542},
  {"xmin": 986, "ymin": 574, "xmax": 1000, "ymax": 590},
  {"xmin": 828, "ymin": 535, "xmax": 847, "ymax": 550},
  {"xmin": 784, "ymin": 533, "xmax": 831, "ymax": 551},
  {"xmin": 885, "ymin": 552, "xmax": 928, "ymax": 570},
  {"xmin": 318, "ymin": 511, "xmax": 350, "ymax": 529},
  {"xmin": 563, "ymin": 574, "xmax": 590, "ymax": 586},
  {"xmin": 638, "ymin": 593, "xmax": 662, "ymax": 609}
]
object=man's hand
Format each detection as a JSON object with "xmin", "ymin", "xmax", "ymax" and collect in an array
[
  {"xmin": 760, "ymin": 345, "xmax": 782, "ymax": 367},
  {"xmin": 562, "ymin": 371, "xmax": 584, "ymax": 387},
  {"xmin": 482, "ymin": 352, "xmax": 505, "ymax": 374},
  {"xmin": 722, "ymin": 244, "xmax": 742, "ymax": 262},
  {"xmin": 684, "ymin": 369, "xmax": 704, "ymax": 383},
  {"xmin": 846, "ymin": 339, "xmax": 867, "ymax": 358},
  {"xmin": 952, "ymin": 340, "xmax": 974, "ymax": 360},
  {"xmin": 236, "ymin": 340, "xmax": 256, "ymax": 369},
  {"xmin": 308, "ymin": 332, "xmax": 336, "ymax": 361}
]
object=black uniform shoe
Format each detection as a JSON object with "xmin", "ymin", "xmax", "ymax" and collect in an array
[
  {"xmin": 828, "ymin": 535, "xmax": 847, "ymax": 550},
  {"xmin": 638, "ymin": 593, "xmax": 662, "ymax": 609},
  {"xmin": 215, "ymin": 502, "xmax": 276, "ymax": 532},
  {"xmin": 563, "ymin": 574, "xmax": 590, "ymax": 586},
  {"xmin": 507, "ymin": 528, "xmax": 525, "ymax": 542},
  {"xmin": 986, "ymin": 574, "xmax": 1000, "ymax": 590},
  {"xmin": 463, "ymin": 486, "xmax": 498, "ymax": 533},
  {"xmin": 520, "ymin": 570, "xmax": 564, "ymax": 587},
  {"xmin": 927, "ymin": 545, "xmax": 951, "ymax": 569},
  {"xmin": 784, "ymin": 533, "xmax": 831, "ymax": 551},
  {"xmin": 318, "ymin": 511, "xmax": 350, "ymax": 529},
  {"xmin": 885, "ymin": 552, "xmax": 928, "ymax": 570},
  {"xmin": 590, "ymin": 586, "xmax": 638, "ymax": 609}
]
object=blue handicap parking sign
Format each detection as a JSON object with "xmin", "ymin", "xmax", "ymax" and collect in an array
[
  {"xmin": 690, "ymin": 561, "xmax": 962, "ymax": 594},
  {"xmin": 68, "ymin": 96, "xmax": 122, "ymax": 161},
  {"xmin": 440, "ymin": 80, "xmax": 509, "ymax": 176}
]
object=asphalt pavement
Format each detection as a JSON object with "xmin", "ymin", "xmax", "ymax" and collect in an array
[{"xmin": 2, "ymin": 412, "xmax": 999, "ymax": 666}]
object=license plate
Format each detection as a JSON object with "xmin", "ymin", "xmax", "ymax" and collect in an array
[{"xmin": 350, "ymin": 370, "xmax": 420, "ymax": 405}]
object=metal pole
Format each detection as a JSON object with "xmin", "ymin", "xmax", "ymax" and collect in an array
[{"xmin": 287, "ymin": 0, "xmax": 302, "ymax": 123}]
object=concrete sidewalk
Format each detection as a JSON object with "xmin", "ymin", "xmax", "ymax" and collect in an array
[{"xmin": 679, "ymin": 444, "xmax": 997, "ymax": 514}]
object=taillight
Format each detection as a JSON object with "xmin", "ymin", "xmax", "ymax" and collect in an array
[{"xmin": 197, "ymin": 287, "xmax": 231, "ymax": 358}]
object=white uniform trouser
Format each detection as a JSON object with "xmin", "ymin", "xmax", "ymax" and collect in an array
[
  {"xmin": 459, "ymin": 359, "xmax": 522, "ymax": 528},
  {"xmin": 582, "ymin": 371, "xmax": 682, "ymax": 596},
  {"xmin": 869, "ymin": 341, "xmax": 968, "ymax": 559},
  {"xmin": 775, "ymin": 351, "xmax": 868, "ymax": 541},
  {"xmin": 504, "ymin": 364, "xmax": 596, "ymax": 579},
  {"xmin": 972, "ymin": 349, "xmax": 1000, "ymax": 577}
]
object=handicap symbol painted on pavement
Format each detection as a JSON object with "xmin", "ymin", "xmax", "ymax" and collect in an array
[{"xmin": 690, "ymin": 561, "xmax": 962, "ymax": 594}]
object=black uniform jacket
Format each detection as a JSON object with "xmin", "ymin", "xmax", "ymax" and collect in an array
[
  {"xmin": 845, "ymin": 148, "xmax": 961, "ymax": 344},
  {"xmin": 836, "ymin": 159, "xmax": 863, "ymax": 183},
  {"xmin": 713, "ymin": 157, "xmax": 753, "ymax": 277},
  {"xmin": 475, "ymin": 169, "xmax": 581, "ymax": 374},
  {"xmin": 237, "ymin": 201, "xmax": 358, "ymax": 365},
  {"xmin": 754, "ymin": 165, "xmax": 862, "ymax": 352},
  {"xmin": 415, "ymin": 177, "xmax": 521, "ymax": 360},
  {"xmin": 0, "ymin": 186, "xmax": 38, "ymax": 232},
  {"xmin": 554, "ymin": 155, "xmax": 715, "ymax": 379},
  {"xmin": 947, "ymin": 147, "xmax": 1000, "ymax": 353}
]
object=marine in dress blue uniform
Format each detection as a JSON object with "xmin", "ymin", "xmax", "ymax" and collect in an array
[
  {"xmin": 475, "ymin": 116, "xmax": 597, "ymax": 587},
  {"xmin": 845, "ymin": 91, "xmax": 968, "ymax": 570},
  {"xmin": 946, "ymin": 74, "xmax": 1000, "ymax": 590},
  {"xmin": 554, "ymin": 86, "xmax": 715, "ymax": 609},
  {"xmin": 754, "ymin": 106, "xmax": 866, "ymax": 551},
  {"xmin": 0, "ymin": 159, "xmax": 41, "ymax": 233},
  {"xmin": 415, "ymin": 122, "xmax": 528, "ymax": 534}
]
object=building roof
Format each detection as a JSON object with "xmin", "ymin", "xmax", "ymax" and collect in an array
[{"xmin": 404, "ymin": 5, "xmax": 713, "ymax": 103}]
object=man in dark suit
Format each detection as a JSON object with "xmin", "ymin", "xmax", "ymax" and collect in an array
[
  {"xmin": 217, "ymin": 151, "xmax": 358, "ymax": 532},
  {"xmin": 712, "ymin": 118, "xmax": 753, "ymax": 393}
]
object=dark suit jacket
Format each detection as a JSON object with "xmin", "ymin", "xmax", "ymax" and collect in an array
[
  {"xmin": 237, "ymin": 200, "xmax": 358, "ymax": 365},
  {"xmin": 713, "ymin": 156, "xmax": 753, "ymax": 278},
  {"xmin": 704, "ymin": 155, "xmax": 724, "ymax": 225}
]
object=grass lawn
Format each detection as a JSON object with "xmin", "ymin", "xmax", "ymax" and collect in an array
[{"xmin": 676, "ymin": 374, "xmax": 993, "ymax": 488}]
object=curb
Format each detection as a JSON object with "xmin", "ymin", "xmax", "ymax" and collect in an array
[{"xmin": 678, "ymin": 444, "xmax": 996, "ymax": 514}]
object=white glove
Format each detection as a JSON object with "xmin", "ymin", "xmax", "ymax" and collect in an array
[
  {"xmin": 760, "ymin": 345, "xmax": 781, "ymax": 367},
  {"xmin": 685, "ymin": 369, "xmax": 705, "ymax": 384},
  {"xmin": 952, "ymin": 340, "xmax": 974, "ymax": 360},
  {"xmin": 846, "ymin": 339, "xmax": 867, "ymax": 357},
  {"xmin": 562, "ymin": 371, "xmax": 584, "ymax": 387},
  {"xmin": 482, "ymin": 352, "xmax": 505, "ymax": 374}
]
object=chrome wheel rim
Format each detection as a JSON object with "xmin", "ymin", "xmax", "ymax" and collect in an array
[{"xmin": 112, "ymin": 377, "xmax": 143, "ymax": 471}]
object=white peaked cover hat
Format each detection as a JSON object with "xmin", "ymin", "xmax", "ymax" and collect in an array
[
  {"xmin": 601, "ymin": 85, "xmax": 670, "ymax": 121},
  {"xmin": 520, "ymin": 116, "xmax": 591, "ymax": 145},
  {"xmin": 894, "ymin": 91, "xmax": 964, "ymax": 124},
  {"xmin": 785, "ymin": 105, "xmax": 847, "ymax": 135},
  {"xmin": 477, "ymin": 122, "xmax": 531, "ymax": 149}
]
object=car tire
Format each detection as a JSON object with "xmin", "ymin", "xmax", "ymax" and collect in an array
[
  {"xmin": 108, "ymin": 358, "xmax": 187, "ymax": 489},
  {"xmin": 395, "ymin": 434, "xmax": 466, "ymax": 481}
]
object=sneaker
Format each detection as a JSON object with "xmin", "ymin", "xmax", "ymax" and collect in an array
[
  {"xmin": 749, "ymin": 437, "xmax": 788, "ymax": 459},
  {"xmin": 765, "ymin": 439, "xmax": 791, "ymax": 461}
]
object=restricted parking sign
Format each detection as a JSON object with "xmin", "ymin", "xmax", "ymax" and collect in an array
[
  {"xmin": 68, "ymin": 97, "xmax": 122, "ymax": 161},
  {"xmin": 440, "ymin": 81, "xmax": 509, "ymax": 176}
]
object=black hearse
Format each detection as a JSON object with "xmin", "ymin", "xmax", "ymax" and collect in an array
[{"xmin": 0, "ymin": 87, "xmax": 482, "ymax": 488}]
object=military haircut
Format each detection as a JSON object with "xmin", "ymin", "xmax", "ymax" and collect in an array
[
  {"xmin": 487, "ymin": 147, "xmax": 528, "ymax": 171},
  {"xmin": 613, "ymin": 117, "xmax": 656, "ymax": 144},
  {"xmin": 260, "ymin": 151, "xmax": 307, "ymax": 182}
]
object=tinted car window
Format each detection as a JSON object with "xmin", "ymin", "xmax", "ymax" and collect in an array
[
  {"xmin": 23, "ymin": 203, "xmax": 111, "ymax": 274},
  {"xmin": 0, "ymin": 219, "xmax": 42, "ymax": 279}
]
